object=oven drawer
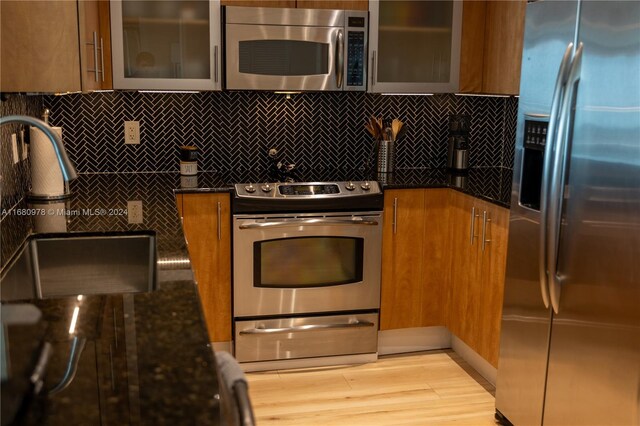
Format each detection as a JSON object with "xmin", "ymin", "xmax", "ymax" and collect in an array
[{"xmin": 234, "ymin": 313, "xmax": 378, "ymax": 363}]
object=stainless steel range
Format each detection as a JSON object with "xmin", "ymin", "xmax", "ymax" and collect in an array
[{"xmin": 232, "ymin": 181, "xmax": 383, "ymax": 369}]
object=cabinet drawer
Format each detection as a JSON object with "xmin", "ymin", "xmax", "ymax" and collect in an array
[{"xmin": 235, "ymin": 313, "xmax": 378, "ymax": 363}]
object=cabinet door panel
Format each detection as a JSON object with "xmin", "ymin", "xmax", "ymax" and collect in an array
[
  {"xmin": 421, "ymin": 189, "xmax": 451, "ymax": 326},
  {"xmin": 79, "ymin": 0, "xmax": 113, "ymax": 91},
  {"xmin": 181, "ymin": 193, "xmax": 231, "ymax": 342},
  {"xmin": 482, "ymin": 0, "xmax": 526, "ymax": 94},
  {"xmin": 111, "ymin": 0, "xmax": 222, "ymax": 90},
  {"xmin": 369, "ymin": 0, "xmax": 463, "ymax": 93},
  {"xmin": 447, "ymin": 192, "xmax": 481, "ymax": 348},
  {"xmin": 477, "ymin": 202, "xmax": 509, "ymax": 367},
  {"xmin": 0, "ymin": 1, "xmax": 81, "ymax": 93},
  {"xmin": 459, "ymin": 0, "xmax": 486, "ymax": 93},
  {"xmin": 380, "ymin": 189, "xmax": 426, "ymax": 330}
]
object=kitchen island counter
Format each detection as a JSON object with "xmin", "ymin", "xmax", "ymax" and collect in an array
[{"xmin": 2, "ymin": 172, "xmax": 221, "ymax": 425}]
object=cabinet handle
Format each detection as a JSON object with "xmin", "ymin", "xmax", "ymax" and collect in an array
[
  {"xmin": 482, "ymin": 210, "xmax": 492, "ymax": 252},
  {"xmin": 371, "ymin": 50, "xmax": 376, "ymax": 88},
  {"xmin": 92, "ymin": 32, "xmax": 99, "ymax": 82},
  {"xmin": 217, "ymin": 201, "xmax": 222, "ymax": 241},
  {"xmin": 392, "ymin": 197, "xmax": 398, "ymax": 235},
  {"xmin": 100, "ymin": 37, "xmax": 105, "ymax": 82},
  {"xmin": 470, "ymin": 207, "xmax": 479, "ymax": 245},
  {"xmin": 214, "ymin": 45, "xmax": 219, "ymax": 84}
]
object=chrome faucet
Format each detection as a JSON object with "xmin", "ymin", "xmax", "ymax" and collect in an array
[{"xmin": 0, "ymin": 115, "xmax": 77, "ymax": 181}]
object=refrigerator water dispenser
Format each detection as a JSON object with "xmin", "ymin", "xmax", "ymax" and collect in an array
[{"xmin": 519, "ymin": 117, "xmax": 548, "ymax": 210}]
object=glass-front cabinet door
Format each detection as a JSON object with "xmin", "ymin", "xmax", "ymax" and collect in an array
[
  {"xmin": 110, "ymin": 0, "xmax": 221, "ymax": 90},
  {"xmin": 368, "ymin": 0, "xmax": 462, "ymax": 93}
]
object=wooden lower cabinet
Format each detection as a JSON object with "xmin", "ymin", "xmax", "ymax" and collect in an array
[
  {"xmin": 176, "ymin": 193, "xmax": 232, "ymax": 343},
  {"xmin": 447, "ymin": 192, "xmax": 482, "ymax": 345},
  {"xmin": 476, "ymin": 199, "xmax": 509, "ymax": 367},
  {"xmin": 381, "ymin": 188, "xmax": 509, "ymax": 367},
  {"xmin": 380, "ymin": 189, "xmax": 427, "ymax": 330},
  {"xmin": 447, "ymin": 191, "xmax": 509, "ymax": 367},
  {"xmin": 380, "ymin": 189, "xmax": 451, "ymax": 330}
]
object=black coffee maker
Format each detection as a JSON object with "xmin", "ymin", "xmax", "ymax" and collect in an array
[{"xmin": 447, "ymin": 115, "xmax": 471, "ymax": 170}]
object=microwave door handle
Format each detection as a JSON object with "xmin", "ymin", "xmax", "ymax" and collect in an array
[
  {"xmin": 335, "ymin": 29, "xmax": 344, "ymax": 89},
  {"xmin": 238, "ymin": 217, "xmax": 379, "ymax": 229}
]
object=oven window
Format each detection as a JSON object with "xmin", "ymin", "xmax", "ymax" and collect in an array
[
  {"xmin": 254, "ymin": 237, "xmax": 364, "ymax": 288},
  {"xmin": 239, "ymin": 40, "xmax": 329, "ymax": 76}
]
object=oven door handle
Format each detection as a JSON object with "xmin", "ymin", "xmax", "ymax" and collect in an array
[
  {"xmin": 239, "ymin": 320, "xmax": 375, "ymax": 335},
  {"xmin": 238, "ymin": 217, "xmax": 379, "ymax": 229}
]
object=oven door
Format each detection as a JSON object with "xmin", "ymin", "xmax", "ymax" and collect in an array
[
  {"xmin": 225, "ymin": 23, "xmax": 343, "ymax": 91},
  {"xmin": 233, "ymin": 212, "xmax": 382, "ymax": 317}
]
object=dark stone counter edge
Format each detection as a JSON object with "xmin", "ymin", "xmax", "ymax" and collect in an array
[
  {"xmin": 382, "ymin": 183, "xmax": 511, "ymax": 209},
  {"xmin": 174, "ymin": 183, "xmax": 511, "ymax": 209}
]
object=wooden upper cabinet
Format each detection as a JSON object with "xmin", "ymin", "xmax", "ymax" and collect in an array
[
  {"xmin": 1, "ymin": 1, "xmax": 82, "ymax": 93},
  {"xmin": 482, "ymin": 0, "xmax": 526, "ymax": 95},
  {"xmin": 459, "ymin": 0, "xmax": 487, "ymax": 93},
  {"xmin": 459, "ymin": 0, "xmax": 526, "ymax": 95},
  {"xmin": 78, "ymin": 0, "xmax": 113, "ymax": 91},
  {"xmin": 0, "ymin": 0, "xmax": 112, "ymax": 93}
]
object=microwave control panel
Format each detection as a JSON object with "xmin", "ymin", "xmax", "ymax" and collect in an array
[
  {"xmin": 344, "ymin": 11, "xmax": 368, "ymax": 91},
  {"xmin": 347, "ymin": 31, "xmax": 365, "ymax": 87}
]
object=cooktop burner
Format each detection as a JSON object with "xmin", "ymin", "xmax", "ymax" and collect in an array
[
  {"xmin": 233, "ymin": 181, "xmax": 383, "ymax": 214},
  {"xmin": 235, "ymin": 181, "xmax": 380, "ymax": 198}
]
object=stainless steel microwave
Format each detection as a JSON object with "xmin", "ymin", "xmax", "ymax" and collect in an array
[{"xmin": 224, "ymin": 7, "xmax": 368, "ymax": 91}]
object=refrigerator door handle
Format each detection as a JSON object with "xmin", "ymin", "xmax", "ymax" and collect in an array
[
  {"xmin": 548, "ymin": 42, "xmax": 584, "ymax": 314},
  {"xmin": 539, "ymin": 42, "xmax": 574, "ymax": 310}
]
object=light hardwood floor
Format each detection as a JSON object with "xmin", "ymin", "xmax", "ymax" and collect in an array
[{"xmin": 246, "ymin": 350, "xmax": 497, "ymax": 426}]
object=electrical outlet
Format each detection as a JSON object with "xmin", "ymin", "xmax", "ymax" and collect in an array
[
  {"xmin": 124, "ymin": 121, "xmax": 140, "ymax": 145},
  {"xmin": 127, "ymin": 200, "xmax": 143, "ymax": 224},
  {"xmin": 11, "ymin": 134, "xmax": 19, "ymax": 164}
]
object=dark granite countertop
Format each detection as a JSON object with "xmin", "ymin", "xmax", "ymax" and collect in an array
[
  {"xmin": 3, "ymin": 173, "xmax": 221, "ymax": 425},
  {"xmin": 175, "ymin": 167, "xmax": 513, "ymax": 208},
  {"xmin": 2, "ymin": 166, "xmax": 512, "ymax": 423}
]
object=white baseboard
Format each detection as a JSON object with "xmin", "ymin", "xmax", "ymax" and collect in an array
[
  {"xmin": 378, "ymin": 326, "xmax": 451, "ymax": 355},
  {"xmin": 240, "ymin": 353, "xmax": 378, "ymax": 373},
  {"xmin": 212, "ymin": 341, "xmax": 233, "ymax": 354},
  {"xmin": 450, "ymin": 334, "xmax": 497, "ymax": 386}
]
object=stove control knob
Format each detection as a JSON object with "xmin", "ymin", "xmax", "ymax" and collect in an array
[
  {"xmin": 360, "ymin": 181, "xmax": 371, "ymax": 191},
  {"xmin": 245, "ymin": 184, "xmax": 256, "ymax": 193},
  {"xmin": 345, "ymin": 181, "xmax": 356, "ymax": 191},
  {"xmin": 261, "ymin": 183, "xmax": 273, "ymax": 193}
]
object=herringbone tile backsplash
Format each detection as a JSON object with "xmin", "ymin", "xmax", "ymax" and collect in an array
[{"xmin": 43, "ymin": 92, "xmax": 517, "ymax": 174}]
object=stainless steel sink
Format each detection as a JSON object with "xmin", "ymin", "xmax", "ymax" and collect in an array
[{"xmin": 1, "ymin": 232, "xmax": 157, "ymax": 301}]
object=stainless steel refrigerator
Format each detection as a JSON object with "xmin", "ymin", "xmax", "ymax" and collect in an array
[{"xmin": 495, "ymin": 1, "xmax": 640, "ymax": 425}]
